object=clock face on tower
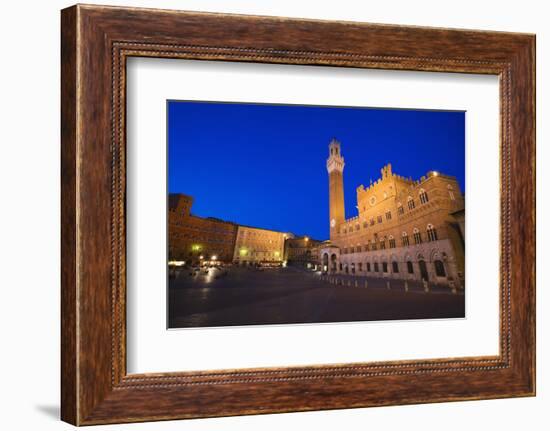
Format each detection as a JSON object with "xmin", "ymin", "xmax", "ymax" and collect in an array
[{"xmin": 330, "ymin": 218, "xmax": 336, "ymax": 228}]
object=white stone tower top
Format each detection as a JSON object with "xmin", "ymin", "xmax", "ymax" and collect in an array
[{"xmin": 327, "ymin": 138, "xmax": 345, "ymax": 174}]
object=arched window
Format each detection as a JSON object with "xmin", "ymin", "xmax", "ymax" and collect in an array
[
  {"xmin": 371, "ymin": 240, "xmax": 378, "ymax": 251},
  {"xmin": 374, "ymin": 262, "xmax": 379, "ymax": 272},
  {"xmin": 402, "ymin": 231, "xmax": 410, "ymax": 246},
  {"xmin": 388, "ymin": 235, "xmax": 396, "ymax": 248},
  {"xmin": 413, "ymin": 228, "xmax": 422, "ymax": 244},
  {"xmin": 407, "ymin": 196, "xmax": 415, "ymax": 210},
  {"xmin": 385, "ymin": 210, "xmax": 392, "ymax": 220},
  {"xmin": 366, "ymin": 262, "xmax": 371, "ymax": 272},
  {"xmin": 419, "ymin": 189, "xmax": 429, "ymax": 204},
  {"xmin": 365, "ymin": 241, "xmax": 370, "ymax": 251},
  {"xmin": 447, "ymin": 184, "xmax": 455, "ymax": 201},
  {"xmin": 358, "ymin": 262, "xmax": 363, "ymax": 271},
  {"xmin": 355, "ymin": 223, "xmax": 360, "ymax": 231},
  {"xmin": 427, "ymin": 224, "xmax": 438, "ymax": 241},
  {"xmin": 407, "ymin": 261, "xmax": 414, "ymax": 274},
  {"xmin": 397, "ymin": 203, "xmax": 404, "ymax": 215},
  {"xmin": 434, "ymin": 260, "xmax": 446, "ymax": 277},
  {"xmin": 377, "ymin": 215, "xmax": 383, "ymax": 223},
  {"xmin": 379, "ymin": 238, "xmax": 386, "ymax": 250},
  {"xmin": 382, "ymin": 262, "xmax": 388, "ymax": 273},
  {"xmin": 392, "ymin": 261, "xmax": 399, "ymax": 273},
  {"xmin": 351, "ymin": 263, "xmax": 356, "ymax": 274}
]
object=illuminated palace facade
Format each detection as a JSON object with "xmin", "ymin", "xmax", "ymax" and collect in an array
[{"xmin": 320, "ymin": 139, "xmax": 465, "ymax": 287}]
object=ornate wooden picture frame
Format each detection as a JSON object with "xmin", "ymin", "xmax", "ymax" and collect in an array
[{"xmin": 61, "ymin": 4, "xmax": 535, "ymax": 425}]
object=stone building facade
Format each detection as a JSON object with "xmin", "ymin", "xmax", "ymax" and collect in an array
[
  {"xmin": 169, "ymin": 194, "xmax": 290, "ymax": 267},
  {"xmin": 233, "ymin": 225, "xmax": 287, "ymax": 266},
  {"xmin": 284, "ymin": 236, "xmax": 323, "ymax": 268},
  {"xmin": 321, "ymin": 139, "xmax": 465, "ymax": 287},
  {"xmin": 168, "ymin": 194, "xmax": 238, "ymax": 264}
]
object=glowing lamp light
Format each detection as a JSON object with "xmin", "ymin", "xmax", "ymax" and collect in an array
[
  {"xmin": 199, "ymin": 255, "xmax": 204, "ymax": 260},
  {"xmin": 211, "ymin": 255, "xmax": 217, "ymax": 261}
]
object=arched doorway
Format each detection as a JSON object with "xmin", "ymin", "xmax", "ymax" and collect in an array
[
  {"xmin": 418, "ymin": 259, "xmax": 429, "ymax": 281},
  {"xmin": 330, "ymin": 254, "xmax": 337, "ymax": 273},
  {"xmin": 322, "ymin": 253, "xmax": 329, "ymax": 273},
  {"xmin": 434, "ymin": 259, "xmax": 446, "ymax": 277}
]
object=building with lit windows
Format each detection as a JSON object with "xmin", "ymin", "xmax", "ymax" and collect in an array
[
  {"xmin": 284, "ymin": 236, "xmax": 323, "ymax": 269},
  {"xmin": 320, "ymin": 138, "xmax": 465, "ymax": 287},
  {"xmin": 169, "ymin": 194, "xmax": 291, "ymax": 267},
  {"xmin": 233, "ymin": 225, "xmax": 288, "ymax": 266},
  {"xmin": 168, "ymin": 194, "xmax": 238, "ymax": 264}
]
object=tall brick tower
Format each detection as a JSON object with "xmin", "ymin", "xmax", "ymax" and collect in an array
[{"xmin": 326, "ymin": 138, "xmax": 345, "ymax": 239}]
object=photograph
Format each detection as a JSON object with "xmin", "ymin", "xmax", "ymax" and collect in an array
[{"xmin": 167, "ymin": 101, "xmax": 466, "ymax": 328}]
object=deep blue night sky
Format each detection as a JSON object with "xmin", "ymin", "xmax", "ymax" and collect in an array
[{"xmin": 168, "ymin": 101, "xmax": 464, "ymax": 241}]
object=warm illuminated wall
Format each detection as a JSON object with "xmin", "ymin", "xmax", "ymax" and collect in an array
[
  {"xmin": 233, "ymin": 225, "xmax": 287, "ymax": 264},
  {"xmin": 325, "ymin": 142, "xmax": 466, "ymax": 285},
  {"xmin": 168, "ymin": 194, "xmax": 238, "ymax": 263}
]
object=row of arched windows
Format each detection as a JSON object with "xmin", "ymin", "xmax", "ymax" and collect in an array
[
  {"xmin": 342, "ymin": 210, "xmax": 391, "ymax": 234},
  {"xmin": 403, "ymin": 224, "xmax": 438, "ymax": 246},
  {"xmin": 343, "ymin": 186, "xmax": 457, "ymax": 235},
  {"xmin": 396, "ymin": 185, "xmax": 458, "ymax": 216},
  {"xmin": 342, "ymin": 259, "xmax": 447, "ymax": 277},
  {"xmin": 343, "ymin": 184, "xmax": 460, "ymax": 234},
  {"xmin": 341, "ymin": 224, "xmax": 439, "ymax": 255},
  {"xmin": 404, "ymin": 189, "xmax": 428, "ymax": 211}
]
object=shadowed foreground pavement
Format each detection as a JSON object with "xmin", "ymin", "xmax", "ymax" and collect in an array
[{"xmin": 168, "ymin": 267, "xmax": 465, "ymax": 328}]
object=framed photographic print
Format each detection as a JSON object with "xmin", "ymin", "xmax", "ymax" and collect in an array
[{"xmin": 61, "ymin": 4, "xmax": 535, "ymax": 425}]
